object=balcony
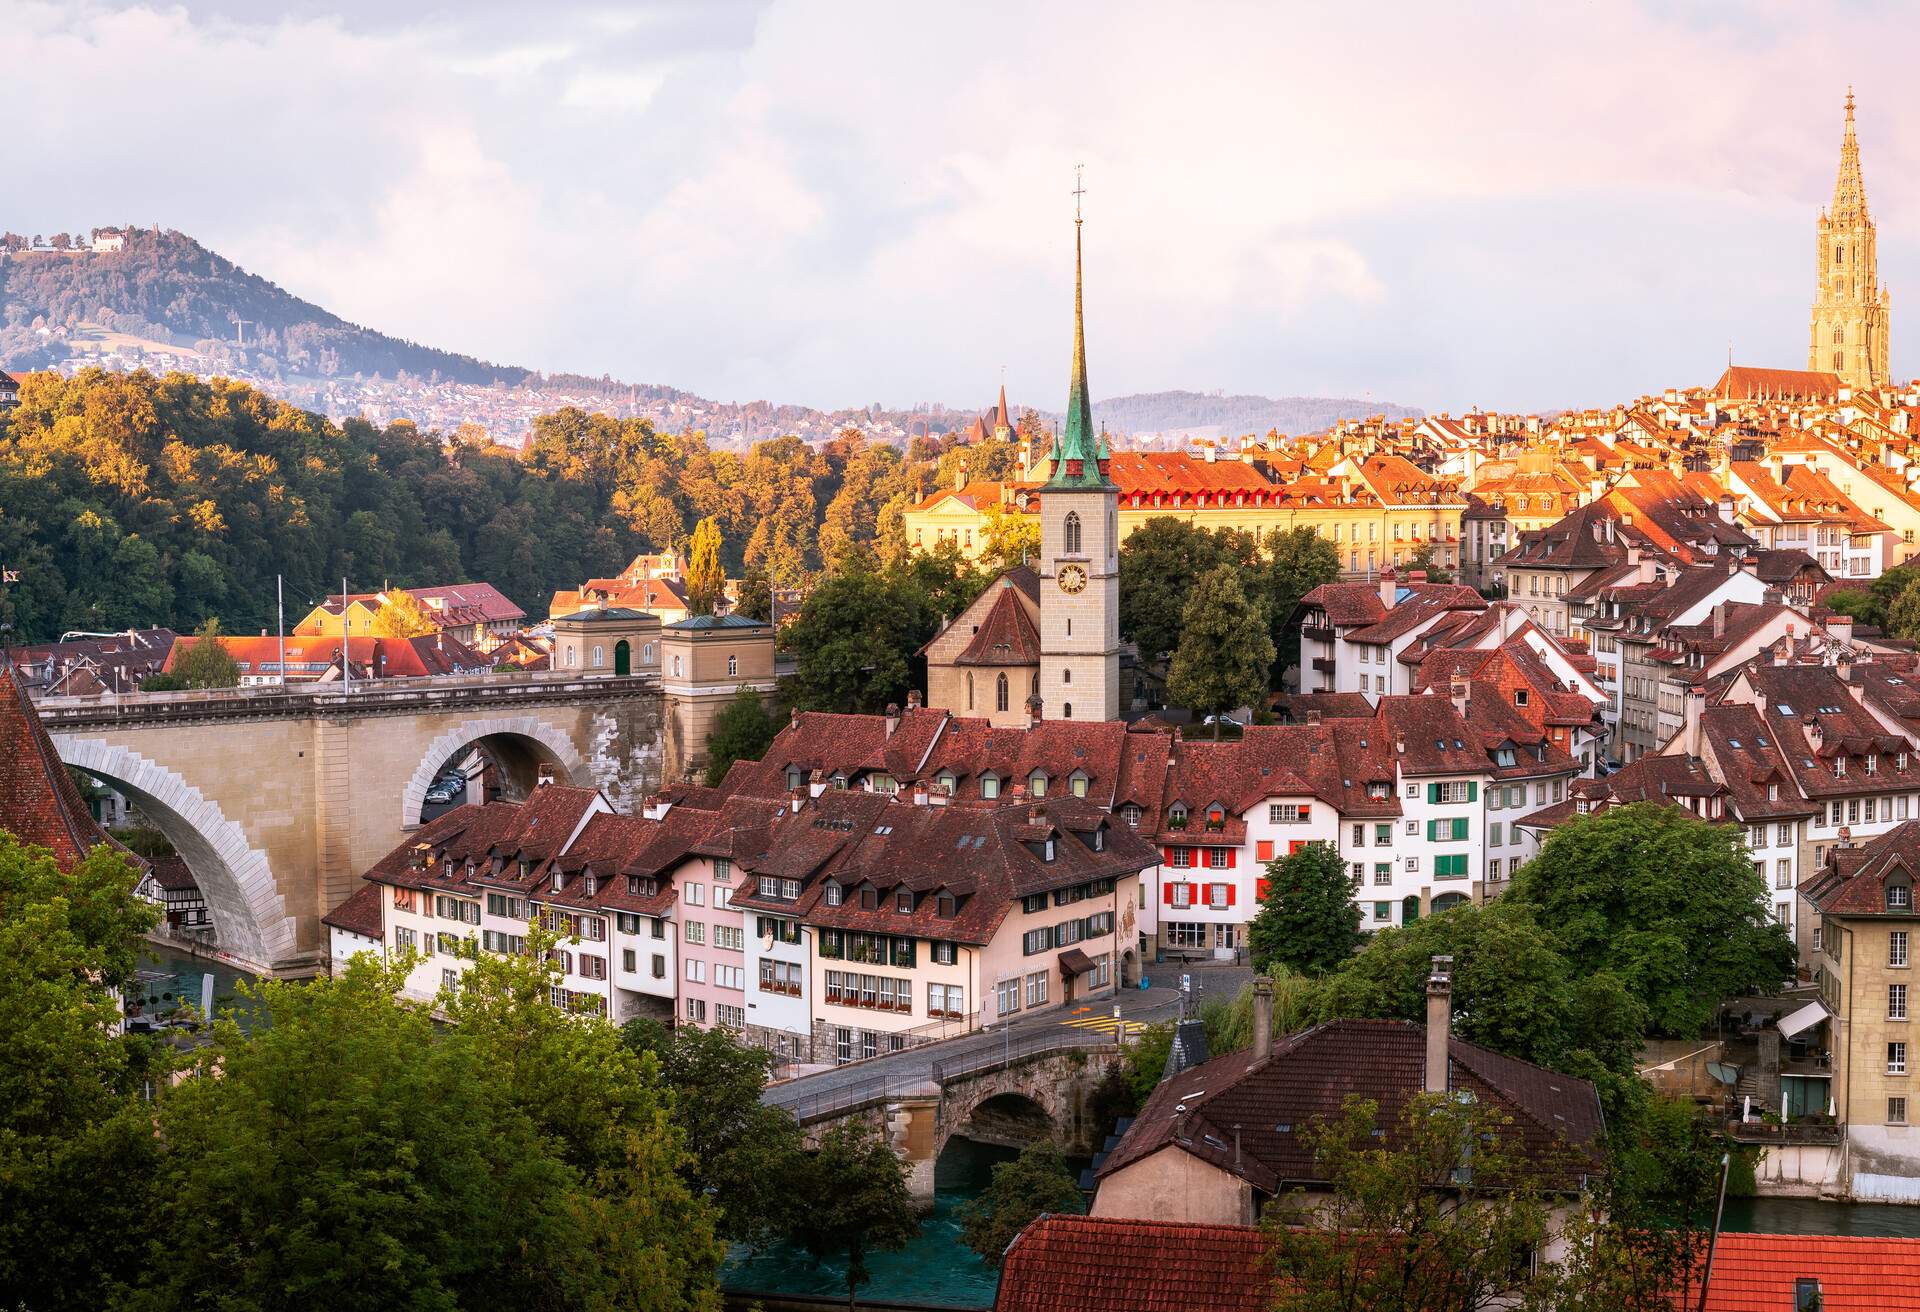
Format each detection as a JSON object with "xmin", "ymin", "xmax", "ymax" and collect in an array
[
  {"xmin": 1727, "ymin": 1118, "xmax": 1841, "ymax": 1146},
  {"xmin": 1312, "ymin": 657, "xmax": 1336, "ymax": 674},
  {"xmin": 1301, "ymin": 624, "xmax": 1335, "ymax": 644}
]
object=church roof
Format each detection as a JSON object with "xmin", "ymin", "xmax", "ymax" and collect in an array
[
  {"xmin": 1046, "ymin": 213, "xmax": 1113, "ymax": 491},
  {"xmin": 1712, "ymin": 365, "xmax": 1843, "ymax": 403},
  {"xmin": 954, "ymin": 581, "xmax": 1042, "ymax": 667}
]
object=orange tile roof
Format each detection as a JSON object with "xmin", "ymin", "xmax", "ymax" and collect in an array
[{"xmin": 1691, "ymin": 1232, "xmax": 1920, "ymax": 1310}]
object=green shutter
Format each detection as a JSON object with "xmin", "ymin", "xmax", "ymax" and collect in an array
[
  {"xmin": 1453, "ymin": 817, "xmax": 1469, "ymax": 841},
  {"xmin": 1466, "ymin": 782, "xmax": 1478, "ymax": 802},
  {"xmin": 1428, "ymin": 783, "xmax": 1441, "ymax": 804},
  {"xmin": 1426, "ymin": 819, "xmax": 1439, "ymax": 841}
]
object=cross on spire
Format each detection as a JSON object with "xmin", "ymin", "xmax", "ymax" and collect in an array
[{"xmin": 1072, "ymin": 163, "xmax": 1085, "ymax": 224}]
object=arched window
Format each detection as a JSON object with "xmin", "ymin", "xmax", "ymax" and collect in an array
[
  {"xmin": 1836, "ymin": 245, "xmax": 1845, "ymax": 264},
  {"xmin": 1064, "ymin": 510, "xmax": 1082, "ymax": 556},
  {"xmin": 1835, "ymin": 326, "xmax": 1845, "ymax": 345},
  {"xmin": 996, "ymin": 673, "xmax": 1009, "ymax": 713},
  {"xmin": 727, "ymin": 654, "xmax": 738, "ymax": 677},
  {"xmin": 1063, "ymin": 702, "xmax": 1073, "ymax": 719},
  {"xmin": 1835, "ymin": 351, "xmax": 1846, "ymax": 371},
  {"xmin": 591, "ymin": 645, "xmax": 604, "ymax": 668},
  {"xmin": 642, "ymin": 644, "xmax": 653, "ymax": 664},
  {"xmin": 1063, "ymin": 668, "xmax": 1071, "ymax": 684},
  {"xmin": 967, "ymin": 673, "xmax": 975, "ymax": 710}
]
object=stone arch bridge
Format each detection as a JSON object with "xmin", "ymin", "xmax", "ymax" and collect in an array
[
  {"xmin": 790, "ymin": 1042, "xmax": 1123, "ymax": 1208},
  {"xmin": 37, "ymin": 673, "xmax": 676, "ymax": 976}
]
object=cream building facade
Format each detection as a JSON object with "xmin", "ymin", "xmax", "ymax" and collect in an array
[{"xmin": 1810, "ymin": 91, "xmax": 1891, "ymax": 390}]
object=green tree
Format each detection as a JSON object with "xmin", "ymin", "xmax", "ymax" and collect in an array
[
  {"xmin": 140, "ymin": 938, "xmax": 722, "ymax": 1312},
  {"xmin": 781, "ymin": 568, "xmax": 931, "ymax": 714},
  {"xmin": 958, "ymin": 1140, "xmax": 1084, "ymax": 1267},
  {"xmin": 620, "ymin": 1017, "xmax": 804, "ymax": 1245},
  {"xmin": 169, "ymin": 616, "xmax": 240, "ymax": 688},
  {"xmin": 1247, "ymin": 843, "xmax": 1363, "ymax": 975},
  {"xmin": 1505, "ymin": 803, "xmax": 1794, "ymax": 1037},
  {"xmin": 1403, "ymin": 541, "xmax": 1454, "ymax": 585},
  {"xmin": 1266, "ymin": 1094, "xmax": 1554, "ymax": 1312},
  {"xmin": 368, "ymin": 586, "xmax": 438, "ymax": 637},
  {"xmin": 1888, "ymin": 579, "xmax": 1920, "ymax": 641},
  {"xmin": 0, "ymin": 836, "xmax": 162, "ymax": 1312},
  {"xmin": 1255, "ymin": 526, "xmax": 1342, "ymax": 685},
  {"xmin": 704, "ymin": 688, "xmax": 777, "ymax": 786},
  {"xmin": 1167, "ymin": 563, "xmax": 1276, "ymax": 736},
  {"xmin": 1119, "ymin": 517, "xmax": 1227, "ymax": 664},
  {"xmin": 979, "ymin": 503, "xmax": 1041, "ymax": 574},
  {"xmin": 787, "ymin": 1119, "xmax": 919, "ymax": 1311},
  {"xmin": 687, "ymin": 517, "xmax": 726, "ymax": 617}
]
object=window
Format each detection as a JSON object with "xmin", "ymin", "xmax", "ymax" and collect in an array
[
  {"xmin": 1894, "ymin": 1098, "xmax": 1910, "ymax": 1125},
  {"xmin": 1489, "ymin": 822, "xmax": 1503, "ymax": 847},
  {"xmin": 1165, "ymin": 922, "xmax": 1206, "ymax": 948},
  {"xmin": 715, "ymin": 1003, "xmax": 745, "ymax": 1029},
  {"xmin": 727, "ymin": 654, "xmax": 738, "ymax": 677},
  {"xmin": 996, "ymin": 977, "xmax": 1022, "ymax": 1016},
  {"xmin": 1025, "ymin": 970, "xmax": 1050, "ymax": 1008},
  {"xmin": 1171, "ymin": 849, "xmax": 1192, "ymax": 870},
  {"xmin": 928, "ymin": 983, "xmax": 964, "ymax": 1019},
  {"xmin": 1891, "ymin": 1042, "xmax": 1909, "ymax": 1076},
  {"xmin": 684, "ymin": 921, "xmax": 705, "ymax": 945},
  {"xmin": 652, "ymin": 954, "xmax": 667, "ymax": 979},
  {"xmin": 1375, "ymin": 862, "xmax": 1391, "ymax": 886},
  {"xmin": 685, "ymin": 998, "xmax": 706, "ymax": 1024},
  {"xmin": 684, "ymin": 958, "xmax": 706, "ymax": 983},
  {"xmin": 1893, "ymin": 884, "xmax": 1914, "ymax": 911},
  {"xmin": 714, "ymin": 924, "xmax": 744, "ymax": 951},
  {"xmin": 1895, "ymin": 931, "xmax": 1911, "ymax": 969},
  {"xmin": 1434, "ymin": 854, "xmax": 1468, "ymax": 879},
  {"xmin": 1208, "ymin": 882, "xmax": 1230, "ymax": 909},
  {"xmin": 441, "ymin": 968, "xmax": 460, "ymax": 994},
  {"xmin": 1894, "ymin": 984, "xmax": 1909, "ymax": 1021},
  {"xmin": 1207, "ymin": 848, "xmax": 1229, "ymax": 870},
  {"xmin": 983, "ymin": 775, "xmax": 1001, "ymax": 799},
  {"xmin": 622, "ymin": 948, "xmax": 636, "ymax": 973},
  {"xmin": 932, "ymin": 939, "xmax": 956, "ymax": 964},
  {"xmin": 1777, "ymin": 860, "xmax": 1792, "ymax": 889},
  {"xmin": 1029, "ymin": 772, "xmax": 1048, "ymax": 798},
  {"xmin": 1270, "ymin": 803, "xmax": 1309, "ymax": 824},
  {"xmin": 1063, "ymin": 510, "xmax": 1082, "ymax": 556},
  {"xmin": 1375, "ymin": 823, "xmax": 1392, "ymax": 846},
  {"xmin": 996, "ymin": 673, "xmax": 1009, "ymax": 713},
  {"xmin": 1778, "ymin": 823, "xmax": 1792, "ymax": 846}
]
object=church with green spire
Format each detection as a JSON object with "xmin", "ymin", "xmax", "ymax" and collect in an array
[{"xmin": 1037, "ymin": 200, "xmax": 1122, "ymax": 721}]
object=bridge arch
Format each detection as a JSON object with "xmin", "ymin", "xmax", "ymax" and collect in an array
[
  {"xmin": 55, "ymin": 736, "xmax": 292, "ymax": 966},
  {"xmin": 402, "ymin": 715, "xmax": 592, "ymax": 826}
]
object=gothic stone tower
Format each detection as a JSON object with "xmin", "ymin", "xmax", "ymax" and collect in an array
[
  {"xmin": 1038, "ymin": 210, "xmax": 1121, "ymax": 722},
  {"xmin": 1810, "ymin": 90, "xmax": 1891, "ymax": 389}
]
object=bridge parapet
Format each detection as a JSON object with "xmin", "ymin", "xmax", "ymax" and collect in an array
[{"xmin": 34, "ymin": 671, "xmax": 662, "ymax": 728}]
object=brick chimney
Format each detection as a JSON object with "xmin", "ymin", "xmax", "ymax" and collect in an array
[
  {"xmin": 1685, "ymin": 684, "xmax": 1706, "ymax": 758},
  {"xmin": 1252, "ymin": 976, "xmax": 1275, "ymax": 1067},
  {"xmin": 884, "ymin": 702, "xmax": 900, "ymax": 738},
  {"xmin": 1425, "ymin": 956, "xmax": 1453, "ymax": 1095},
  {"xmin": 907, "ymin": 689, "xmax": 923, "ymax": 711},
  {"xmin": 1449, "ymin": 675, "xmax": 1470, "ymax": 719},
  {"xmin": 1379, "ymin": 570, "xmax": 1398, "ymax": 609},
  {"xmin": 1027, "ymin": 694, "xmax": 1043, "ymax": 728}
]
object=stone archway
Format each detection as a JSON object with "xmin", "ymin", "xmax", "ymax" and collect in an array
[
  {"xmin": 55, "ymin": 736, "xmax": 292, "ymax": 968},
  {"xmin": 401, "ymin": 715, "xmax": 590, "ymax": 828}
]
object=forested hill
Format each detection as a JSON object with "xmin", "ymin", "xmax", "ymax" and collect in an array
[{"xmin": 0, "ymin": 229, "xmax": 524, "ymax": 384}]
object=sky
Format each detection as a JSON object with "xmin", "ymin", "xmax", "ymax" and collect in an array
[{"xmin": 7, "ymin": 0, "xmax": 1920, "ymax": 417}]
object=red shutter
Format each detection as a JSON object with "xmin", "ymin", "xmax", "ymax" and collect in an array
[
  {"xmin": 1256, "ymin": 879, "xmax": 1271, "ymax": 901},
  {"xmin": 1227, "ymin": 848, "xmax": 1238, "ymax": 869},
  {"xmin": 1225, "ymin": 884, "xmax": 1237, "ymax": 906},
  {"xmin": 1163, "ymin": 882, "xmax": 1176, "ymax": 905},
  {"xmin": 1256, "ymin": 840, "xmax": 1274, "ymax": 861}
]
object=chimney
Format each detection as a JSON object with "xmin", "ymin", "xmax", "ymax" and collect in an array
[
  {"xmin": 1449, "ymin": 675, "xmax": 1470, "ymax": 719},
  {"xmin": 907, "ymin": 689, "xmax": 923, "ymax": 711},
  {"xmin": 1305, "ymin": 709, "xmax": 1322, "ymax": 727},
  {"xmin": 1639, "ymin": 555, "xmax": 1657, "ymax": 584},
  {"xmin": 1027, "ymin": 694, "xmax": 1043, "ymax": 728},
  {"xmin": 911, "ymin": 784, "xmax": 929, "ymax": 807},
  {"xmin": 955, "ymin": 460, "xmax": 967, "ymax": 492},
  {"xmin": 1685, "ymin": 684, "xmax": 1706, "ymax": 757},
  {"xmin": 1379, "ymin": 570, "xmax": 1398, "ymax": 609},
  {"xmin": 1718, "ymin": 493, "xmax": 1736, "ymax": 526},
  {"xmin": 1828, "ymin": 614, "xmax": 1854, "ymax": 645},
  {"xmin": 790, "ymin": 706, "xmax": 801, "ymax": 728},
  {"xmin": 884, "ymin": 702, "xmax": 900, "ymax": 738},
  {"xmin": 536, "ymin": 764, "xmax": 556, "ymax": 788},
  {"xmin": 1712, "ymin": 603, "xmax": 1726, "ymax": 639},
  {"xmin": 1395, "ymin": 735, "xmax": 1407, "ymax": 754},
  {"xmin": 1425, "ymin": 956, "xmax": 1453, "ymax": 1095},
  {"xmin": 1251, "ymin": 976, "xmax": 1275, "ymax": 1066}
]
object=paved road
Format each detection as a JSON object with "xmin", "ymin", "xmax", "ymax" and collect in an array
[
  {"xmin": 764, "ymin": 961, "xmax": 1252, "ymax": 1117},
  {"xmin": 419, "ymin": 782, "xmax": 471, "ymax": 824}
]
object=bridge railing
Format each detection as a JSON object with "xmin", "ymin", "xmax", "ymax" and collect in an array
[
  {"xmin": 928, "ymin": 1027, "xmax": 1120, "ymax": 1085},
  {"xmin": 33, "ymin": 670, "xmax": 662, "ymax": 724},
  {"xmin": 778, "ymin": 1070, "xmax": 935, "ymax": 1122}
]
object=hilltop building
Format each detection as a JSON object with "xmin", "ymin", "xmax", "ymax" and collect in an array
[{"xmin": 1811, "ymin": 91, "xmax": 1891, "ymax": 390}]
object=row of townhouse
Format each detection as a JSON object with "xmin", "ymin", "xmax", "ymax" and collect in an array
[
  {"xmin": 329, "ymin": 773, "xmax": 1161, "ymax": 1066},
  {"xmin": 1520, "ymin": 659, "xmax": 1920, "ymax": 947}
]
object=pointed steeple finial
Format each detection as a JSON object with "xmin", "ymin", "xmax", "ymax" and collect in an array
[
  {"xmin": 1831, "ymin": 87, "xmax": 1869, "ymax": 225},
  {"xmin": 1049, "ymin": 164, "xmax": 1107, "ymax": 489}
]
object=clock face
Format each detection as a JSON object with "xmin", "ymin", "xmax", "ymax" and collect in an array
[{"xmin": 1057, "ymin": 563, "xmax": 1088, "ymax": 595}]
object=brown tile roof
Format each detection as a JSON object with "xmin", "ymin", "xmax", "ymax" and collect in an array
[
  {"xmin": 321, "ymin": 879, "xmax": 385, "ymax": 939},
  {"xmin": 1097, "ymin": 1019, "xmax": 1604, "ymax": 1196},
  {"xmin": 0, "ymin": 667, "xmax": 130, "ymax": 873},
  {"xmin": 995, "ymin": 1215, "xmax": 1269, "ymax": 1312},
  {"xmin": 1805, "ymin": 820, "xmax": 1920, "ymax": 918},
  {"xmin": 954, "ymin": 583, "xmax": 1042, "ymax": 666}
]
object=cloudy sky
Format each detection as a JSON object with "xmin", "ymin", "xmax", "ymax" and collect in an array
[{"xmin": 6, "ymin": 0, "xmax": 1916, "ymax": 415}]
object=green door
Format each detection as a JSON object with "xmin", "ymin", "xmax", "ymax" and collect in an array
[
  {"xmin": 1401, "ymin": 895, "xmax": 1421, "ymax": 925},
  {"xmin": 614, "ymin": 640, "xmax": 631, "ymax": 676}
]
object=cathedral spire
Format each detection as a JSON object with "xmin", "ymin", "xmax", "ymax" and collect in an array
[
  {"xmin": 1049, "ymin": 164, "xmax": 1109, "ymax": 489},
  {"xmin": 1830, "ymin": 86, "xmax": 1869, "ymax": 225}
]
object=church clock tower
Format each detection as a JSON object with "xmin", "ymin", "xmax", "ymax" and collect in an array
[
  {"xmin": 1038, "ymin": 179, "xmax": 1121, "ymax": 722},
  {"xmin": 1810, "ymin": 89, "xmax": 1891, "ymax": 390}
]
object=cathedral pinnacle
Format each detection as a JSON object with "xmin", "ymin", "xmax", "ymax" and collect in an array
[{"xmin": 1830, "ymin": 87, "xmax": 1868, "ymax": 226}]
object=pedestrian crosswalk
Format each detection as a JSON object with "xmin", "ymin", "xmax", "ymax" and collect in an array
[{"xmin": 1059, "ymin": 1011, "xmax": 1137, "ymax": 1039}]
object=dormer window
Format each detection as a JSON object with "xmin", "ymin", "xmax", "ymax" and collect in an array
[
  {"xmin": 825, "ymin": 881, "xmax": 843, "ymax": 907},
  {"xmin": 1205, "ymin": 806, "xmax": 1225, "ymax": 830},
  {"xmin": 1868, "ymin": 754, "xmax": 1880, "ymax": 776},
  {"xmin": 517, "ymin": 859, "xmax": 530, "ymax": 879},
  {"xmin": 1892, "ymin": 883, "xmax": 1913, "ymax": 912},
  {"xmin": 831, "ymin": 774, "xmax": 848, "ymax": 791},
  {"xmin": 627, "ymin": 875, "xmax": 642, "ymax": 895},
  {"xmin": 982, "ymin": 776, "xmax": 1001, "ymax": 800},
  {"xmin": 1836, "ymin": 757, "xmax": 1848, "ymax": 778},
  {"xmin": 1072, "ymin": 773, "xmax": 1088, "ymax": 798},
  {"xmin": 937, "ymin": 771, "xmax": 957, "ymax": 796},
  {"xmin": 1029, "ymin": 772, "xmax": 1048, "ymax": 798},
  {"xmin": 465, "ymin": 861, "xmax": 476, "ymax": 880},
  {"xmin": 1768, "ymin": 783, "xmax": 1780, "ymax": 801},
  {"xmin": 1514, "ymin": 689, "xmax": 1529, "ymax": 708},
  {"xmin": 787, "ymin": 767, "xmax": 804, "ymax": 790},
  {"xmin": 584, "ymin": 875, "xmax": 597, "ymax": 897},
  {"xmin": 1495, "ymin": 748, "xmax": 1517, "ymax": 767},
  {"xmin": 896, "ymin": 890, "xmax": 913, "ymax": 914},
  {"xmin": 1120, "ymin": 803, "xmax": 1142, "ymax": 828},
  {"xmin": 1169, "ymin": 804, "xmax": 1189, "ymax": 830},
  {"xmin": 860, "ymin": 887, "xmax": 879, "ymax": 910},
  {"xmin": 1044, "ymin": 838, "xmax": 1057, "ymax": 862},
  {"xmin": 1903, "ymin": 753, "xmax": 1912, "ymax": 772},
  {"xmin": 936, "ymin": 892, "xmax": 956, "ymax": 918},
  {"xmin": 551, "ymin": 872, "xmax": 563, "ymax": 892},
  {"xmin": 1093, "ymin": 827, "xmax": 1104, "ymax": 851}
]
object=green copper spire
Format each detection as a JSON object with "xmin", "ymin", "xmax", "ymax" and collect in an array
[{"xmin": 1048, "ymin": 175, "xmax": 1110, "ymax": 490}]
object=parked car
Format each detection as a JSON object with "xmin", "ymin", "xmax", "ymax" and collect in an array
[{"xmin": 425, "ymin": 781, "xmax": 462, "ymax": 805}]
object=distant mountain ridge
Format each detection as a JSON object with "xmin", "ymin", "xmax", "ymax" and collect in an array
[{"xmin": 0, "ymin": 228, "xmax": 1419, "ymax": 442}]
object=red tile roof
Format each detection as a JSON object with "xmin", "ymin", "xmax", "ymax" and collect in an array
[
  {"xmin": 1690, "ymin": 1232, "xmax": 1920, "ymax": 1310},
  {"xmin": 167, "ymin": 633, "xmax": 491, "ymax": 679},
  {"xmin": 954, "ymin": 582, "xmax": 1042, "ymax": 666},
  {"xmin": 995, "ymin": 1215, "xmax": 1270, "ymax": 1312},
  {"xmin": 321, "ymin": 879, "xmax": 385, "ymax": 939}
]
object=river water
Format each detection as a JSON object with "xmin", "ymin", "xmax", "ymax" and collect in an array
[
  {"xmin": 722, "ymin": 1138, "xmax": 1087, "ymax": 1310},
  {"xmin": 129, "ymin": 944, "xmax": 262, "ymax": 1032},
  {"xmin": 1722, "ymin": 1195, "xmax": 1920, "ymax": 1236}
]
